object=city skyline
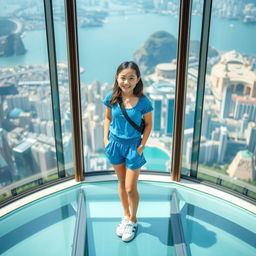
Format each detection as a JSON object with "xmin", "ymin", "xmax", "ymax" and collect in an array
[{"xmin": 0, "ymin": 0, "xmax": 255, "ymax": 199}]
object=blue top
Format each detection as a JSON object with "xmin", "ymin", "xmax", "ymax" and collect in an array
[{"xmin": 103, "ymin": 92, "xmax": 153, "ymax": 139}]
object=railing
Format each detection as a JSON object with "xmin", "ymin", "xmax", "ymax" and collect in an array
[{"xmin": 198, "ymin": 167, "xmax": 256, "ymax": 194}]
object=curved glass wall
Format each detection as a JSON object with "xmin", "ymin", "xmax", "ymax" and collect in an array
[
  {"xmin": 0, "ymin": 0, "xmax": 72, "ymax": 204},
  {"xmin": 197, "ymin": 0, "xmax": 256, "ymax": 199},
  {"xmin": 0, "ymin": 0, "xmax": 255, "ymax": 205},
  {"xmin": 52, "ymin": 0, "xmax": 75, "ymax": 176},
  {"xmin": 77, "ymin": 0, "xmax": 180, "ymax": 173},
  {"xmin": 182, "ymin": 0, "xmax": 204, "ymax": 175}
]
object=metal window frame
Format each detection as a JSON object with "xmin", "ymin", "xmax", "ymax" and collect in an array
[
  {"xmin": 171, "ymin": 0, "xmax": 192, "ymax": 181},
  {"xmin": 64, "ymin": 0, "xmax": 84, "ymax": 182},
  {"xmin": 43, "ymin": 0, "xmax": 65, "ymax": 178},
  {"xmin": 190, "ymin": 0, "xmax": 213, "ymax": 177}
]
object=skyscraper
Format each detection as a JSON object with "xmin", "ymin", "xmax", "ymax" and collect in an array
[
  {"xmin": 95, "ymin": 95, "xmax": 104, "ymax": 119},
  {"xmin": 31, "ymin": 142, "xmax": 55, "ymax": 177},
  {"xmin": 151, "ymin": 95, "xmax": 163, "ymax": 134},
  {"xmin": 35, "ymin": 100, "xmax": 53, "ymax": 121},
  {"xmin": 211, "ymin": 128, "xmax": 220, "ymax": 141},
  {"xmin": 13, "ymin": 139, "xmax": 37, "ymax": 178},
  {"xmin": 217, "ymin": 126, "xmax": 228, "ymax": 164},
  {"xmin": 185, "ymin": 107, "xmax": 194, "ymax": 129},
  {"xmin": 0, "ymin": 128, "xmax": 14, "ymax": 171},
  {"xmin": 240, "ymin": 113, "xmax": 249, "ymax": 135},
  {"xmin": 6, "ymin": 94, "xmax": 30, "ymax": 112},
  {"xmin": 220, "ymin": 84, "xmax": 232, "ymax": 119},
  {"xmin": 248, "ymin": 126, "xmax": 256, "ymax": 154},
  {"xmin": 233, "ymin": 96, "xmax": 256, "ymax": 121},
  {"xmin": 166, "ymin": 94, "xmax": 174, "ymax": 136},
  {"xmin": 205, "ymin": 141, "xmax": 218, "ymax": 165},
  {"xmin": 90, "ymin": 116, "xmax": 104, "ymax": 152},
  {"xmin": 201, "ymin": 109, "xmax": 212, "ymax": 139},
  {"xmin": 183, "ymin": 128, "xmax": 193, "ymax": 162}
]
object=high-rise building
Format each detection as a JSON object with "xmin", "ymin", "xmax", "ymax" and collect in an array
[
  {"xmin": 233, "ymin": 96, "xmax": 256, "ymax": 121},
  {"xmin": 35, "ymin": 100, "xmax": 53, "ymax": 121},
  {"xmin": 199, "ymin": 142, "xmax": 206, "ymax": 164},
  {"xmin": 0, "ymin": 153, "xmax": 13, "ymax": 185},
  {"xmin": 204, "ymin": 141, "xmax": 218, "ymax": 165},
  {"xmin": 87, "ymin": 103, "xmax": 96, "ymax": 121},
  {"xmin": 64, "ymin": 110, "xmax": 71, "ymax": 133},
  {"xmin": 6, "ymin": 94, "xmax": 30, "ymax": 112},
  {"xmin": 217, "ymin": 126, "xmax": 228, "ymax": 164},
  {"xmin": 32, "ymin": 119, "xmax": 41, "ymax": 135},
  {"xmin": 100, "ymin": 83, "xmax": 111, "ymax": 99},
  {"xmin": 63, "ymin": 134, "xmax": 73, "ymax": 166},
  {"xmin": 31, "ymin": 142, "xmax": 55, "ymax": 177},
  {"xmin": 166, "ymin": 94, "xmax": 175, "ymax": 136},
  {"xmin": 220, "ymin": 84, "xmax": 232, "ymax": 119},
  {"xmin": 18, "ymin": 112, "xmax": 32, "ymax": 128},
  {"xmin": 0, "ymin": 128, "xmax": 14, "ymax": 171},
  {"xmin": 201, "ymin": 109, "xmax": 212, "ymax": 139},
  {"xmin": 13, "ymin": 139, "xmax": 37, "ymax": 178},
  {"xmin": 83, "ymin": 145, "xmax": 90, "ymax": 172},
  {"xmin": 95, "ymin": 95, "xmax": 104, "ymax": 119},
  {"xmin": 185, "ymin": 138, "xmax": 192, "ymax": 165},
  {"xmin": 40, "ymin": 121, "xmax": 47, "ymax": 135},
  {"xmin": 240, "ymin": 113, "xmax": 249, "ymax": 135},
  {"xmin": 87, "ymin": 83, "xmax": 95, "ymax": 104},
  {"xmin": 211, "ymin": 128, "xmax": 220, "ymax": 141},
  {"xmin": 90, "ymin": 116, "xmax": 104, "ymax": 152},
  {"xmin": 185, "ymin": 107, "xmax": 194, "ymax": 129},
  {"xmin": 151, "ymin": 95, "xmax": 163, "ymax": 134},
  {"xmin": 248, "ymin": 126, "xmax": 256, "ymax": 154},
  {"xmin": 91, "ymin": 80, "xmax": 101, "ymax": 96},
  {"xmin": 183, "ymin": 127, "xmax": 193, "ymax": 144},
  {"xmin": 46, "ymin": 121, "xmax": 54, "ymax": 137}
]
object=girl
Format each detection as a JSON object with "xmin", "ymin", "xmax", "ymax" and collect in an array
[{"xmin": 103, "ymin": 61, "xmax": 153, "ymax": 242}]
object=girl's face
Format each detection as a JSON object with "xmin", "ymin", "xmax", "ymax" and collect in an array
[{"xmin": 116, "ymin": 68, "xmax": 140, "ymax": 94}]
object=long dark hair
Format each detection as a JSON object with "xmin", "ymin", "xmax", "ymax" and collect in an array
[{"xmin": 110, "ymin": 61, "xmax": 145, "ymax": 105}]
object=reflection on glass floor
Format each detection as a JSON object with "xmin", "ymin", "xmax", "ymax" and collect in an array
[
  {"xmin": 82, "ymin": 181, "xmax": 256, "ymax": 256},
  {"xmin": 84, "ymin": 181, "xmax": 175, "ymax": 256},
  {"xmin": 0, "ymin": 181, "xmax": 255, "ymax": 256}
]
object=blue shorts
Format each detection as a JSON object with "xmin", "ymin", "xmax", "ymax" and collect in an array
[{"xmin": 105, "ymin": 133, "xmax": 146, "ymax": 170}]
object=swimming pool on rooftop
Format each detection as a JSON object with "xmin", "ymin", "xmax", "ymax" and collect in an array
[
  {"xmin": 0, "ymin": 178, "xmax": 255, "ymax": 256},
  {"xmin": 98, "ymin": 146, "xmax": 171, "ymax": 171}
]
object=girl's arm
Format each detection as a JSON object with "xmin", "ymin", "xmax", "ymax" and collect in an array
[
  {"xmin": 137, "ymin": 111, "xmax": 152, "ymax": 154},
  {"xmin": 104, "ymin": 107, "xmax": 112, "ymax": 147}
]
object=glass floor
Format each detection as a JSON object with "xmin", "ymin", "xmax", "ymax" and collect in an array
[{"xmin": 0, "ymin": 180, "xmax": 255, "ymax": 256}]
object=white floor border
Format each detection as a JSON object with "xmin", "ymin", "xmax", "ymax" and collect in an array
[{"xmin": 1, "ymin": 174, "xmax": 255, "ymax": 218}]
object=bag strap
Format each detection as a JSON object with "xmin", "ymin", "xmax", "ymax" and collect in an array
[{"xmin": 118, "ymin": 97, "xmax": 142, "ymax": 133}]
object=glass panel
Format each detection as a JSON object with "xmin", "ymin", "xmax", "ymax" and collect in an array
[
  {"xmin": 52, "ymin": 0, "xmax": 74, "ymax": 176},
  {"xmin": 78, "ymin": 0, "xmax": 180, "ymax": 172},
  {"xmin": 182, "ymin": 0, "xmax": 204, "ymax": 175},
  {"xmin": 198, "ymin": 0, "xmax": 256, "ymax": 199},
  {"xmin": 0, "ymin": 0, "xmax": 61, "ymax": 203}
]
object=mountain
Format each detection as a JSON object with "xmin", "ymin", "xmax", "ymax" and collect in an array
[
  {"xmin": 134, "ymin": 31, "xmax": 177, "ymax": 72},
  {"xmin": 2, "ymin": 34, "xmax": 26, "ymax": 57}
]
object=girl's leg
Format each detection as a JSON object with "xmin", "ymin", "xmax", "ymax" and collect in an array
[
  {"xmin": 125, "ymin": 168, "xmax": 140, "ymax": 223},
  {"xmin": 113, "ymin": 163, "xmax": 130, "ymax": 218}
]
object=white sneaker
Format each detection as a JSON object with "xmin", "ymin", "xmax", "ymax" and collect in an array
[
  {"xmin": 122, "ymin": 221, "xmax": 138, "ymax": 242},
  {"xmin": 116, "ymin": 216, "xmax": 129, "ymax": 237}
]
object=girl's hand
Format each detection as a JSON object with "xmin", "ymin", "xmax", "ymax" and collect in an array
[
  {"xmin": 137, "ymin": 145, "xmax": 144, "ymax": 156},
  {"xmin": 104, "ymin": 139, "xmax": 109, "ymax": 147}
]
